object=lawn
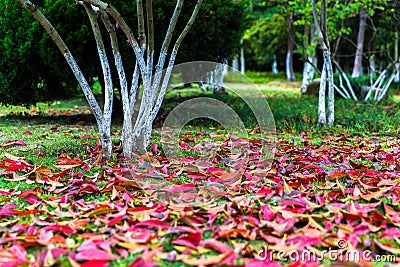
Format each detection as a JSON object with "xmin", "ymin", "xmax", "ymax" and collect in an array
[{"xmin": 0, "ymin": 75, "xmax": 399, "ymax": 267}]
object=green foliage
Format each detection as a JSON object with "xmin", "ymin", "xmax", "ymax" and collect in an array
[
  {"xmin": 178, "ymin": 0, "xmax": 246, "ymax": 63},
  {"xmin": 244, "ymin": 13, "xmax": 286, "ymax": 69},
  {"xmin": 0, "ymin": 0, "xmax": 92, "ymax": 107}
]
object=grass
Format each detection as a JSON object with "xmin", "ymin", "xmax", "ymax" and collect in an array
[{"xmin": 164, "ymin": 79, "xmax": 400, "ymax": 135}]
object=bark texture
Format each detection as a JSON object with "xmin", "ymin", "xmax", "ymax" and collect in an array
[
  {"xmin": 312, "ymin": 0, "xmax": 334, "ymax": 126},
  {"xmin": 286, "ymin": 13, "xmax": 296, "ymax": 81},
  {"xmin": 352, "ymin": 8, "xmax": 368, "ymax": 78},
  {"xmin": 19, "ymin": 0, "xmax": 113, "ymax": 159}
]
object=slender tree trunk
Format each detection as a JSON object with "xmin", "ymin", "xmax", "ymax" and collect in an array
[
  {"xmin": 272, "ymin": 54, "xmax": 278, "ymax": 74},
  {"xmin": 394, "ymin": 31, "xmax": 399, "ymax": 82},
  {"xmin": 232, "ymin": 57, "xmax": 239, "ymax": 71},
  {"xmin": 318, "ymin": 62, "xmax": 327, "ymax": 124},
  {"xmin": 312, "ymin": 0, "xmax": 334, "ymax": 126},
  {"xmin": 240, "ymin": 38, "xmax": 245, "ymax": 74},
  {"xmin": 301, "ymin": 25, "xmax": 317, "ymax": 94},
  {"xmin": 286, "ymin": 13, "xmax": 296, "ymax": 81},
  {"xmin": 352, "ymin": 8, "xmax": 368, "ymax": 78},
  {"xmin": 18, "ymin": 0, "xmax": 113, "ymax": 159},
  {"xmin": 84, "ymin": 4, "xmax": 114, "ymax": 159},
  {"xmin": 369, "ymin": 55, "xmax": 376, "ymax": 76},
  {"xmin": 325, "ymin": 51, "xmax": 334, "ymax": 126},
  {"xmin": 286, "ymin": 47, "xmax": 295, "ymax": 81},
  {"xmin": 301, "ymin": 57, "xmax": 316, "ymax": 94}
]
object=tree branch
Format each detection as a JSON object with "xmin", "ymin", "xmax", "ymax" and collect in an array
[
  {"xmin": 83, "ymin": 3, "xmax": 113, "ymax": 125},
  {"xmin": 80, "ymin": 0, "xmax": 147, "ymax": 76},
  {"xmin": 150, "ymin": 0, "xmax": 204, "ymax": 123},
  {"xmin": 17, "ymin": 0, "xmax": 103, "ymax": 125},
  {"xmin": 137, "ymin": 0, "xmax": 146, "ymax": 49}
]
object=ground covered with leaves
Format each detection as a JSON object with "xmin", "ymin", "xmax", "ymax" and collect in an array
[{"xmin": 0, "ymin": 122, "xmax": 399, "ymax": 266}]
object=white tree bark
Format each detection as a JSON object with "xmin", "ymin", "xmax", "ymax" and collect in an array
[
  {"xmin": 301, "ymin": 25, "xmax": 317, "ymax": 94},
  {"xmin": 301, "ymin": 56, "xmax": 316, "ymax": 94},
  {"xmin": 352, "ymin": 8, "xmax": 368, "ymax": 78},
  {"xmin": 325, "ymin": 51, "xmax": 334, "ymax": 126},
  {"xmin": 394, "ymin": 31, "xmax": 399, "ymax": 83},
  {"xmin": 232, "ymin": 57, "xmax": 239, "ymax": 71},
  {"xmin": 240, "ymin": 38, "xmax": 245, "ymax": 74},
  {"xmin": 272, "ymin": 54, "xmax": 278, "ymax": 75},
  {"xmin": 318, "ymin": 62, "xmax": 327, "ymax": 124},
  {"xmin": 312, "ymin": 0, "xmax": 334, "ymax": 126},
  {"xmin": 286, "ymin": 12, "xmax": 296, "ymax": 81},
  {"xmin": 84, "ymin": 4, "xmax": 113, "ymax": 158},
  {"xmin": 18, "ymin": 0, "xmax": 114, "ymax": 159}
]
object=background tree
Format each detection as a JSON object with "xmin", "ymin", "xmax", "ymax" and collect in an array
[{"xmin": 243, "ymin": 2, "xmax": 287, "ymax": 72}]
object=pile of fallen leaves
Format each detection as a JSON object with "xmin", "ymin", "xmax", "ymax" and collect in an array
[{"xmin": 0, "ymin": 132, "xmax": 399, "ymax": 266}]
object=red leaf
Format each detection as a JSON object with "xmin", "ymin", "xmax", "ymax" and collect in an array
[
  {"xmin": 81, "ymin": 260, "xmax": 109, "ymax": 267},
  {"xmin": 107, "ymin": 216, "xmax": 124, "ymax": 226},
  {"xmin": 56, "ymin": 157, "xmax": 84, "ymax": 165},
  {"xmin": 43, "ymin": 225, "xmax": 75, "ymax": 234},
  {"xmin": 81, "ymin": 134, "xmax": 91, "ymax": 140},
  {"xmin": 128, "ymin": 257, "xmax": 146, "ymax": 267},
  {"xmin": 134, "ymin": 220, "xmax": 170, "ymax": 230},
  {"xmin": 201, "ymin": 239, "xmax": 232, "ymax": 253},
  {"xmin": 5, "ymin": 160, "xmax": 30, "ymax": 172},
  {"xmin": 75, "ymin": 249, "xmax": 120, "ymax": 261},
  {"xmin": 9, "ymin": 243, "xmax": 27, "ymax": 261},
  {"xmin": 151, "ymin": 144, "xmax": 158, "ymax": 154}
]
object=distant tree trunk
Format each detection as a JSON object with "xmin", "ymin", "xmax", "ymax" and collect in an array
[
  {"xmin": 301, "ymin": 24, "xmax": 317, "ymax": 94},
  {"xmin": 394, "ymin": 31, "xmax": 399, "ymax": 82},
  {"xmin": 232, "ymin": 57, "xmax": 239, "ymax": 71},
  {"xmin": 301, "ymin": 57, "xmax": 317, "ymax": 93},
  {"xmin": 272, "ymin": 54, "xmax": 278, "ymax": 75},
  {"xmin": 286, "ymin": 12, "xmax": 296, "ymax": 81},
  {"xmin": 369, "ymin": 55, "xmax": 376, "ymax": 76},
  {"xmin": 352, "ymin": 8, "xmax": 368, "ymax": 78},
  {"xmin": 240, "ymin": 38, "xmax": 245, "ymax": 74},
  {"xmin": 312, "ymin": 0, "xmax": 334, "ymax": 126}
]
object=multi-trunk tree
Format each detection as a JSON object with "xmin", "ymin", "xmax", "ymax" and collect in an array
[{"xmin": 18, "ymin": 0, "xmax": 203, "ymax": 159}]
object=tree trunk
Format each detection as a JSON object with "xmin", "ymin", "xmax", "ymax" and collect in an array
[
  {"xmin": 301, "ymin": 57, "xmax": 316, "ymax": 94},
  {"xmin": 19, "ymin": 0, "xmax": 113, "ymax": 159},
  {"xmin": 272, "ymin": 54, "xmax": 278, "ymax": 75},
  {"xmin": 394, "ymin": 31, "xmax": 399, "ymax": 82},
  {"xmin": 232, "ymin": 57, "xmax": 239, "ymax": 71},
  {"xmin": 301, "ymin": 25, "xmax": 317, "ymax": 94},
  {"xmin": 325, "ymin": 51, "xmax": 334, "ymax": 126},
  {"xmin": 286, "ymin": 13, "xmax": 296, "ymax": 81},
  {"xmin": 318, "ymin": 62, "xmax": 327, "ymax": 124},
  {"xmin": 369, "ymin": 55, "xmax": 376, "ymax": 76},
  {"xmin": 312, "ymin": 0, "xmax": 334, "ymax": 126},
  {"xmin": 240, "ymin": 38, "xmax": 245, "ymax": 74},
  {"xmin": 352, "ymin": 8, "xmax": 368, "ymax": 78}
]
